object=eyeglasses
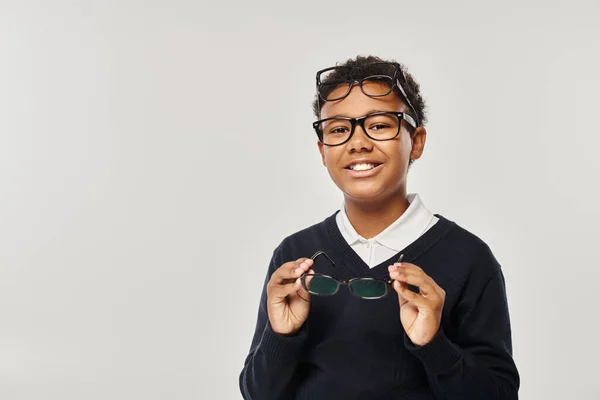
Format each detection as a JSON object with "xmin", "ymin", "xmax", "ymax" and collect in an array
[
  {"xmin": 300, "ymin": 251, "xmax": 404, "ymax": 300},
  {"xmin": 312, "ymin": 111, "xmax": 416, "ymax": 146},
  {"xmin": 315, "ymin": 62, "xmax": 421, "ymax": 126}
]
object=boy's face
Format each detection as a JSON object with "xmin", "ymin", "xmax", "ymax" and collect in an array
[{"xmin": 317, "ymin": 84, "xmax": 426, "ymax": 204}]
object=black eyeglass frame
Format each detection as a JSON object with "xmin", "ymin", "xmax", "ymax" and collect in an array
[
  {"xmin": 315, "ymin": 62, "xmax": 421, "ymax": 127},
  {"xmin": 312, "ymin": 111, "xmax": 417, "ymax": 147},
  {"xmin": 300, "ymin": 251, "xmax": 405, "ymax": 300}
]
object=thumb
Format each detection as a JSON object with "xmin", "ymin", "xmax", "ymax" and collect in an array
[
  {"xmin": 393, "ymin": 280, "xmax": 408, "ymax": 306},
  {"xmin": 295, "ymin": 269, "xmax": 314, "ymax": 299}
]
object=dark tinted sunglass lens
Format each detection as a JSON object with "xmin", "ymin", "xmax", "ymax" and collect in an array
[
  {"xmin": 361, "ymin": 76, "xmax": 393, "ymax": 97},
  {"xmin": 350, "ymin": 279, "xmax": 387, "ymax": 298},
  {"xmin": 304, "ymin": 275, "xmax": 338, "ymax": 295}
]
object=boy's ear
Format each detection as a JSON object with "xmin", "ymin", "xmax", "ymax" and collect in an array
[
  {"xmin": 409, "ymin": 127, "xmax": 427, "ymax": 161},
  {"xmin": 318, "ymin": 141, "xmax": 326, "ymax": 166}
]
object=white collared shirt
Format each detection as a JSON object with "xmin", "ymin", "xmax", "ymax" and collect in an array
[{"xmin": 335, "ymin": 193, "xmax": 439, "ymax": 268}]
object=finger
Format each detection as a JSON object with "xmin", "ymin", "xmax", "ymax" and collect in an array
[
  {"xmin": 268, "ymin": 275, "xmax": 304, "ymax": 299},
  {"xmin": 388, "ymin": 266, "xmax": 426, "ymax": 287},
  {"xmin": 388, "ymin": 265, "xmax": 440, "ymax": 298},
  {"xmin": 389, "ymin": 263, "xmax": 428, "ymax": 280},
  {"xmin": 390, "ymin": 262, "xmax": 424, "ymax": 273},
  {"xmin": 298, "ymin": 269, "xmax": 316, "ymax": 292},
  {"xmin": 392, "ymin": 280, "xmax": 429, "ymax": 307},
  {"xmin": 293, "ymin": 269, "xmax": 315, "ymax": 302},
  {"xmin": 290, "ymin": 258, "xmax": 313, "ymax": 277},
  {"xmin": 392, "ymin": 281, "xmax": 409, "ymax": 306},
  {"xmin": 272, "ymin": 258, "xmax": 313, "ymax": 285},
  {"xmin": 268, "ymin": 261, "xmax": 314, "ymax": 299},
  {"xmin": 290, "ymin": 257, "xmax": 313, "ymax": 272}
]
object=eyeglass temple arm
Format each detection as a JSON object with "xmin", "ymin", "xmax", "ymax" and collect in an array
[
  {"xmin": 381, "ymin": 254, "xmax": 405, "ymax": 281},
  {"xmin": 383, "ymin": 254, "xmax": 419, "ymax": 293},
  {"xmin": 310, "ymin": 251, "xmax": 336, "ymax": 267},
  {"xmin": 402, "ymin": 114, "xmax": 417, "ymax": 130},
  {"xmin": 308, "ymin": 251, "xmax": 402, "ymax": 279},
  {"xmin": 394, "ymin": 67, "xmax": 420, "ymax": 126}
]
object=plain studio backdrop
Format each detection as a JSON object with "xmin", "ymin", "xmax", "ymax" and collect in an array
[{"xmin": 1, "ymin": 0, "xmax": 599, "ymax": 399}]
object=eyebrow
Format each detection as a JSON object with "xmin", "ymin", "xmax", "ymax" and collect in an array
[{"xmin": 330, "ymin": 109, "xmax": 403, "ymax": 118}]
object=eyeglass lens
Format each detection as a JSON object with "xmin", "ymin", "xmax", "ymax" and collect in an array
[
  {"xmin": 318, "ymin": 113, "xmax": 400, "ymax": 146},
  {"xmin": 319, "ymin": 75, "xmax": 394, "ymax": 101},
  {"xmin": 303, "ymin": 275, "xmax": 388, "ymax": 299},
  {"xmin": 305, "ymin": 275, "xmax": 338, "ymax": 295},
  {"xmin": 349, "ymin": 280, "xmax": 387, "ymax": 298}
]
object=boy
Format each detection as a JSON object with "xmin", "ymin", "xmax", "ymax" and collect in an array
[{"xmin": 239, "ymin": 55, "xmax": 519, "ymax": 399}]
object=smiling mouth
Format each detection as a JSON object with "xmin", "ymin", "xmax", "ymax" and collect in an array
[{"xmin": 345, "ymin": 163, "xmax": 382, "ymax": 171}]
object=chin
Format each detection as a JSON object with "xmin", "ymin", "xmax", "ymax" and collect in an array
[
  {"xmin": 339, "ymin": 178, "xmax": 404, "ymax": 202},
  {"xmin": 342, "ymin": 186, "xmax": 387, "ymax": 202}
]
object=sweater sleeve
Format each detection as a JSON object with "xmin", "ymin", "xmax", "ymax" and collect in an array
[
  {"xmin": 405, "ymin": 258, "xmax": 520, "ymax": 399},
  {"xmin": 239, "ymin": 248, "xmax": 308, "ymax": 400}
]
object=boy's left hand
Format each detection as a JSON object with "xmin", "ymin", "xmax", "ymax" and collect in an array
[{"xmin": 388, "ymin": 262, "xmax": 446, "ymax": 346}]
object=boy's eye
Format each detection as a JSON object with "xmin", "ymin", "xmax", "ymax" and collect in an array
[
  {"xmin": 369, "ymin": 124, "xmax": 389, "ymax": 131},
  {"xmin": 327, "ymin": 126, "xmax": 349, "ymax": 134}
]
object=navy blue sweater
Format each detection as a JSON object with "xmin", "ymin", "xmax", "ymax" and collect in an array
[{"xmin": 239, "ymin": 212, "xmax": 519, "ymax": 399}]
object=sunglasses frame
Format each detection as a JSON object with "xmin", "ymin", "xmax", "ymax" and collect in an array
[
  {"xmin": 300, "ymin": 251, "xmax": 406, "ymax": 300},
  {"xmin": 301, "ymin": 273, "xmax": 392, "ymax": 300}
]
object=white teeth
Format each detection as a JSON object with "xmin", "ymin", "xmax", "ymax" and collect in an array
[{"xmin": 349, "ymin": 163, "xmax": 377, "ymax": 171}]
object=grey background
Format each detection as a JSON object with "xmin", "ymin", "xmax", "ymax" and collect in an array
[{"xmin": 1, "ymin": 0, "xmax": 599, "ymax": 399}]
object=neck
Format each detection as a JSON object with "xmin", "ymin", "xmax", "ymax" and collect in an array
[{"xmin": 343, "ymin": 191, "xmax": 410, "ymax": 239}]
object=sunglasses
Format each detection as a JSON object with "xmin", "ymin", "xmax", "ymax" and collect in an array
[{"xmin": 300, "ymin": 251, "xmax": 405, "ymax": 300}]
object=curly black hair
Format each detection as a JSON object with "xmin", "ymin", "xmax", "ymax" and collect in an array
[{"xmin": 312, "ymin": 55, "xmax": 427, "ymax": 127}]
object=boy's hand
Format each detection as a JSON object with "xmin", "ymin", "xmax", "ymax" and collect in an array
[
  {"xmin": 266, "ymin": 258, "xmax": 315, "ymax": 336},
  {"xmin": 388, "ymin": 262, "xmax": 446, "ymax": 346}
]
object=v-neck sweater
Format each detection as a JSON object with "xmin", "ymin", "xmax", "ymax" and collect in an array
[{"xmin": 239, "ymin": 212, "xmax": 520, "ymax": 400}]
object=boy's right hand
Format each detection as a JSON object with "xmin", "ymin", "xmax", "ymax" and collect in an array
[{"xmin": 266, "ymin": 258, "xmax": 315, "ymax": 336}]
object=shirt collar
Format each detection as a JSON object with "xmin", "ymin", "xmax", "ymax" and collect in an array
[{"xmin": 337, "ymin": 193, "xmax": 435, "ymax": 252}]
